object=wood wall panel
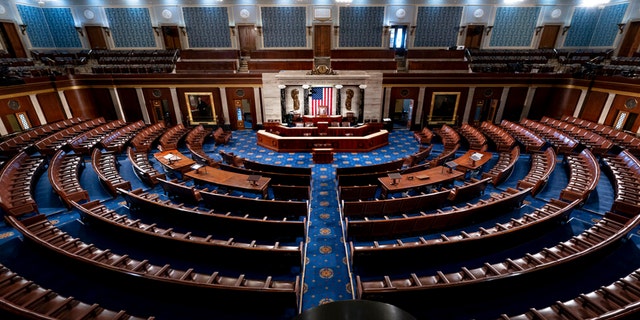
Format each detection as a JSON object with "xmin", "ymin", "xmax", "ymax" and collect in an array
[
  {"xmin": 579, "ymin": 91, "xmax": 608, "ymax": 122},
  {"xmin": 503, "ymin": 87, "xmax": 528, "ymax": 122},
  {"xmin": 117, "ymin": 88, "xmax": 143, "ymax": 123},
  {"xmin": 36, "ymin": 92, "xmax": 66, "ymax": 123},
  {"xmin": 225, "ymin": 87, "xmax": 256, "ymax": 130},
  {"xmin": 605, "ymin": 94, "xmax": 640, "ymax": 132},
  {"xmin": 141, "ymin": 88, "xmax": 173, "ymax": 125},
  {"xmin": 0, "ymin": 96, "xmax": 39, "ymax": 134},
  {"xmin": 64, "ymin": 88, "xmax": 115, "ymax": 120},
  {"xmin": 529, "ymin": 87, "xmax": 580, "ymax": 120}
]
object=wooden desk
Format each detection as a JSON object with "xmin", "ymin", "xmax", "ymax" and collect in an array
[
  {"xmin": 153, "ymin": 150, "xmax": 196, "ymax": 174},
  {"xmin": 312, "ymin": 148, "xmax": 333, "ymax": 164},
  {"xmin": 184, "ymin": 166, "xmax": 271, "ymax": 198},
  {"xmin": 453, "ymin": 150, "xmax": 493, "ymax": 177},
  {"xmin": 378, "ymin": 166, "xmax": 463, "ymax": 198}
]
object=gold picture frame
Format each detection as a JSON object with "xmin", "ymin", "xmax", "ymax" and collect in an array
[
  {"xmin": 185, "ymin": 92, "xmax": 217, "ymax": 125},
  {"xmin": 428, "ymin": 92, "xmax": 460, "ymax": 125}
]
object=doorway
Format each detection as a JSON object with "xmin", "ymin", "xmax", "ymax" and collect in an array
[
  {"xmin": 85, "ymin": 26, "xmax": 108, "ymax": 49},
  {"xmin": 0, "ymin": 22, "xmax": 27, "ymax": 57},
  {"xmin": 234, "ymin": 99, "xmax": 252, "ymax": 129},
  {"xmin": 472, "ymin": 98, "xmax": 499, "ymax": 125},
  {"xmin": 464, "ymin": 25, "xmax": 484, "ymax": 49},
  {"xmin": 162, "ymin": 26, "xmax": 182, "ymax": 50},
  {"xmin": 392, "ymin": 99, "xmax": 413, "ymax": 129},
  {"xmin": 618, "ymin": 21, "xmax": 640, "ymax": 57},
  {"xmin": 238, "ymin": 25, "xmax": 257, "ymax": 57},
  {"xmin": 613, "ymin": 110, "xmax": 638, "ymax": 132},
  {"xmin": 538, "ymin": 25, "xmax": 560, "ymax": 49}
]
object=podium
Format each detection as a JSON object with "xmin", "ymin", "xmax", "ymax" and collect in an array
[
  {"xmin": 443, "ymin": 160, "xmax": 458, "ymax": 173},
  {"xmin": 312, "ymin": 148, "xmax": 334, "ymax": 164}
]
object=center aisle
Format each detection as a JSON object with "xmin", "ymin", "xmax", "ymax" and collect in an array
[{"xmin": 300, "ymin": 163, "xmax": 353, "ymax": 311}]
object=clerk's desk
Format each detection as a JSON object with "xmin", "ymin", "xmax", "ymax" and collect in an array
[
  {"xmin": 378, "ymin": 165, "xmax": 463, "ymax": 198},
  {"xmin": 184, "ymin": 166, "xmax": 271, "ymax": 199},
  {"xmin": 153, "ymin": 150, "xmax": 196, "ymax": 174}
]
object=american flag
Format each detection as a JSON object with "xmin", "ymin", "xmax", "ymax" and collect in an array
[{"xmin": 310, "ymin": 87, "xmax": 333, "ymax": 115}]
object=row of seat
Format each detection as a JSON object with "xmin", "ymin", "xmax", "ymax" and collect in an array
[
  {"xmin": 0, "ymin": 151, "xmax": 46, "ymax": 216},
  {"xmin": 35, "ymin": 118, "xmax": 106, "ymax": 156},
  {"xmin": 482, "ymin": 145, "xmax": 519, "ymax": 185},
  {"xmin": 185, "ymin": 125, "xmax": 217, "ymax": 166},
  {"xmin": 500, "ymin": 119, "xmax": 547, "ymax": 152},
  {"xmin": 91, "ymin": 149, "xmax": 131, "ymax": 197},
  {"xmin": 562, "ymin": 115, "xmax": 640, "ymax": 157},
  {"xmin": 560, "ymin": 149, "xmax": 600, "ymax": 203},
  {"xmin": 68, "ymin": 119, "xmax": 127, "ymax": 155},
  {"xmin": 402, "ymin": 144, "xmax": 432, "ymax": 167},
  {"xmin": 345, "ymin": 187, "xmax": 531, "ymax": 240},
  {"xmin": 479, "ymin": 121, "xmax": 517, "ymax": 152},
  {"xmin": 601, "ymin": 150, "xmax": 640, "ymax": 217},
  {"xmin": 516, "ymin": 147, "xmax": 557, "ymax": 196},
  {"xmin": 342, "ymin": 188, "xmax": 451, "ymax": 219},
  {"xmin": 97, "ymin": 56, "xmax": 177, "ymax": 65},
  {"xmin": 336, "ymin": 158, "xmax": 404, "ymax": 177},
  {"xmin": 0, "ymin": 263, "xmax": 153, "ymax": 320},
  {"xmin": 98, "ymin": 120, "xmax": 146, "ymax": 153},
  {"xmin": 126, "ymin": 146, "xmax": 166, "ymax": 186},
  {"xmin": 71, "ymin": 199, "xmax": 303, "ymax": 270},
  {"xmin": 357, "ymin": 211, "xmax": 640, "ymax": 310},
  {"xmin": 119, "ymin": 188, "xmax": 305, "ymax": 240},
  {"xmin": 158, "ymin": 123, "xmax": 192, "ymax": 152},
  {"xmin": 89, "ymin": 49, "xmax": 179, "ymax": 59},
  {"xmin": 218, "ymin": 162, "xmax": 311, "ymax": 186},
  {"xmin": 242, "ymin": 157, "xmax": 312, "ymax": 176},
  {"xmin": 48, "ymin": 150, "xmax": 90, "ymax": 208},
  {"xmin": 0, "ymin": 117, "xmax": 83, "ymax": 156},
  {"xmin": 541, "ymin": 116, "xmax": 613, "ymax": 155},
  {"xmin": 350, "ymin": 198, "xmax": 579, "ymax": 273},
  {"xmin": 457, "ymin": 123, "xmax": 488, "ymax": 151},
  {"xmin": 6, "ymin": 214, "xmax": 300, "ymax": 309},
  {"xmin": 130, "ymin": 122, "xmax": 167, "ymax": 152},
  {"xmin": 520, "ymin": 118, "xmax": 579, "ymax": 154}
]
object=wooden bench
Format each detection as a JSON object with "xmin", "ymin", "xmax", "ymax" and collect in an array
[
  {"xmin": 0, "ymin": 151, "xmax": 46, "ymax": 216},
  {"xmin": 158, "ymin": 123, "xmax": 191, "ymax": 151},
  {"xmin": 482, "ymin": 146, "xmax": 519, "ymax": 185},
  {"xmin": 413, "ymin": 127, "xmax": 433, "ymax": 144},
  {"xmin": 213, "ymin": 127, "xmax": 232, "ymax": 145},
  {"xmin": 130, "ymin": 122, "xmax": 166, "ymax": 152},
  {"xmin": 126, "ymin": 146, "xmax": 166, "ymax": 186},
  {"xmin": 517, "ymin": 147, "xmax": 556, "ymax": 196},
  {"xmin": 559, "ymin": 149, "xmax": 600, "ymax": 203},
  {"xmin": 479, "ymin": 121, "xmax": 516, "ymax": 152},
  {"xmin": 91, "ymin": 148, "xmax": 131, "ymax": 196},
  {"xmin": 48, "ymin": 149, "xmax": 89, "ymax": 207}
]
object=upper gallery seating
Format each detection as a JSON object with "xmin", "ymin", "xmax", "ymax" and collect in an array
[
  {"xmin": 31, "ymin": 49, "xmax": 90, "ymax": 66},
  {"xmin": 90, "ymin": 49, "xmax": 179, "ymax": 74},
  {"xmin": 247, "ymin": 50, "xmax": 314, "ymax": 72},
  {"xmin": 330, "ymin": 49, "xmax": 397, "ymax": 71},
  {"xmin": 559, "ymin": 148, "xmax": 600, "ymax": 203},
  {"xmin": 406, "ymin": 49, "xmax": 469, "ymax": 72},
  {"xmin": 175, "ymin": 49, "xmax": 240, "ymax": 73},
  {"xmin": 467, "ymin": 49, "xmax": 556, "ymax": 73}
]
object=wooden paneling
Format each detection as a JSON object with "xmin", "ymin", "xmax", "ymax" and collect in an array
[
  {"xmin": 238, "ymin": 25, "xmax": 256, "ymax": 56},
  {"xmin": 314, "ymin": 25, "xmax": 331, "ymax": 57},
  {"xmin": 161, "ymin": 26, "xmax": 181, "ymax": 50},
  {"xmin": 605, "ymin": 94, "xmax": 640, "ymax": 132},
  {"xmin": 142, "ymin": 88, "xmax": 174, "ymax": 125},
  {"xmin": 618, "ymin": 21, "xmax": 640, "ymax": 57},
  {"xmin": 248, "ymin": 61, "xmax": 313, "ymax": 71},
  {"xmin": 85, "ymin": 26, "xmax": 108, "ymax": 49},
  {"xmin": 538, "ymin": 25, "xmax": 560, "ymax": 49},
  {"xmin": 36, "ymin": 92, "xmax": 66, "ymax": 123},
  {"xmin": 529, "ymin": 87, "xmax": 581, "ymax": 120},
  {"xmin": 117, "ymin": 88, "xmax": 143, "ymax": 123},
  {"xmin": 225, "ymin": 87, "xmax": 256, "ymax": 130},
  {"xmin": 580, "ymin": 91, "xmax": 608, "ymax": 122},
  {"xmin": 502, "ymin": 87, "xmax": 528, "ymax": 122},
  {"xmin": 64, "ymin": 88, "xmax": 114, "ymax": 120},
  {"xmin": 251, "ymin": 50, "xmax": 314, "ymax": 59},
  {"xmin": 0, "ymin": 22, "xmax": 26, "ymax": 58},
  {"xmin": 464, "ymin": 25, "xmax": 484, "ymax": 49},
  {"xmin": 0, "ymin": 96, "xmax": 39, "ymax": 133}
]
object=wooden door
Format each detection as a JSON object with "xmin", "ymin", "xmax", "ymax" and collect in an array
[
  {"xmin": 0, "ymin": 22, "xmax": 26, "ymax": 58},
  {"xmin": 234, "ymin": 100, "xmax": 245, "ymax": 129},
  {"xmin": 464, "ymin": 25, "xmax": 484, "ymax": 49},
  {"xmin": 314, "ymin": 25, "xmax": 331, "ymax": 57},
  {"xmin": 618, "ymin": 21, "xmax": 640, "ymax": 57},
  {"xmin": 538, "ymin": 25, "xmax": 560, "ymax": 49},
  {"xmin": 238, "ymin": 25, "xmax": 256, "ymax": 57},
  {"xmin": 162, "ymin": 26, "xmax": 181, "ymax": 50},
  {"xmin": 85, "ymin": 26, "xmax": 108, "ymax": 49}
]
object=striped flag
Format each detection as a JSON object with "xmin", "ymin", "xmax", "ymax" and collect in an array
[{"xmin": 310, "ymin": 87, "xmax": 333, "ymax": 116}]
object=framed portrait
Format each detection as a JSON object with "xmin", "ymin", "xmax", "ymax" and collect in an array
[
  {"xmin": 428, "ymin": 92, "xmax": 460, "ymax": 125},
  {"xmin": 185, "ymin": 92, "xmax": 217, "ymax": 125}
]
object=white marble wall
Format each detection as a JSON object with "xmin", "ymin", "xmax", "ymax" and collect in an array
[{"xmin": 261, "ymin": 71, "xmax": 383, "ymax": 124}]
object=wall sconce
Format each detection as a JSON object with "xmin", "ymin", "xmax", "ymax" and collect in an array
[
  {"xmin": 383, "ymin": 26, "xmax": 390, "ymax": 35},
  {"xmin": 459, "ymin": 26, "xmax": 466, "ymax": 36},
  {"xmin": 307, "ymin": 26, "xmax": 312, "ymax": 36},
  {"xmin": 334, "ymin": 26, "xmax": 339, "ymax": 36},
  {"xmin": 152, "ymin": 27, "xmax": 160, "ymax": 36},
  {"xmin": 179, "ymin": 26, "xmax": 187, "ymax": 36},
  {"xmin": 18, "ymin": 24, "xmax": 27, "ymax": 35},
  {"xmin": 256, "ymin": 26, "xmax": 262, "ymax": 36},
  {"xmin": 410, "ymin": 26, "xmax": 416, "ymax": 35},
  {"xmin": 535, "ymin": 26, "xmax": 543, "ymax": 35},
  {"xmin": 617, "ymin": 23, "xmax": 626, "ymax": 34},
  {"xmin": 230, "ymin": 26, "xmax": 235, "ymax": 36},
  {"xmin": 485, "ymin": 26, "xmax": 493, "ymax": 35},
  {"xmin": 562, "ymin": 25, "xmax": 570, "ymax": 35},
  {"xmin": 102, "ymin": 27, "xmax": 110, "ymax": 37}
]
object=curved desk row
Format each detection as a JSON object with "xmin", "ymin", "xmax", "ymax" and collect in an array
[{"xmin": 256, "ymin": 129, "xmax": 389, "ymax": 152}]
